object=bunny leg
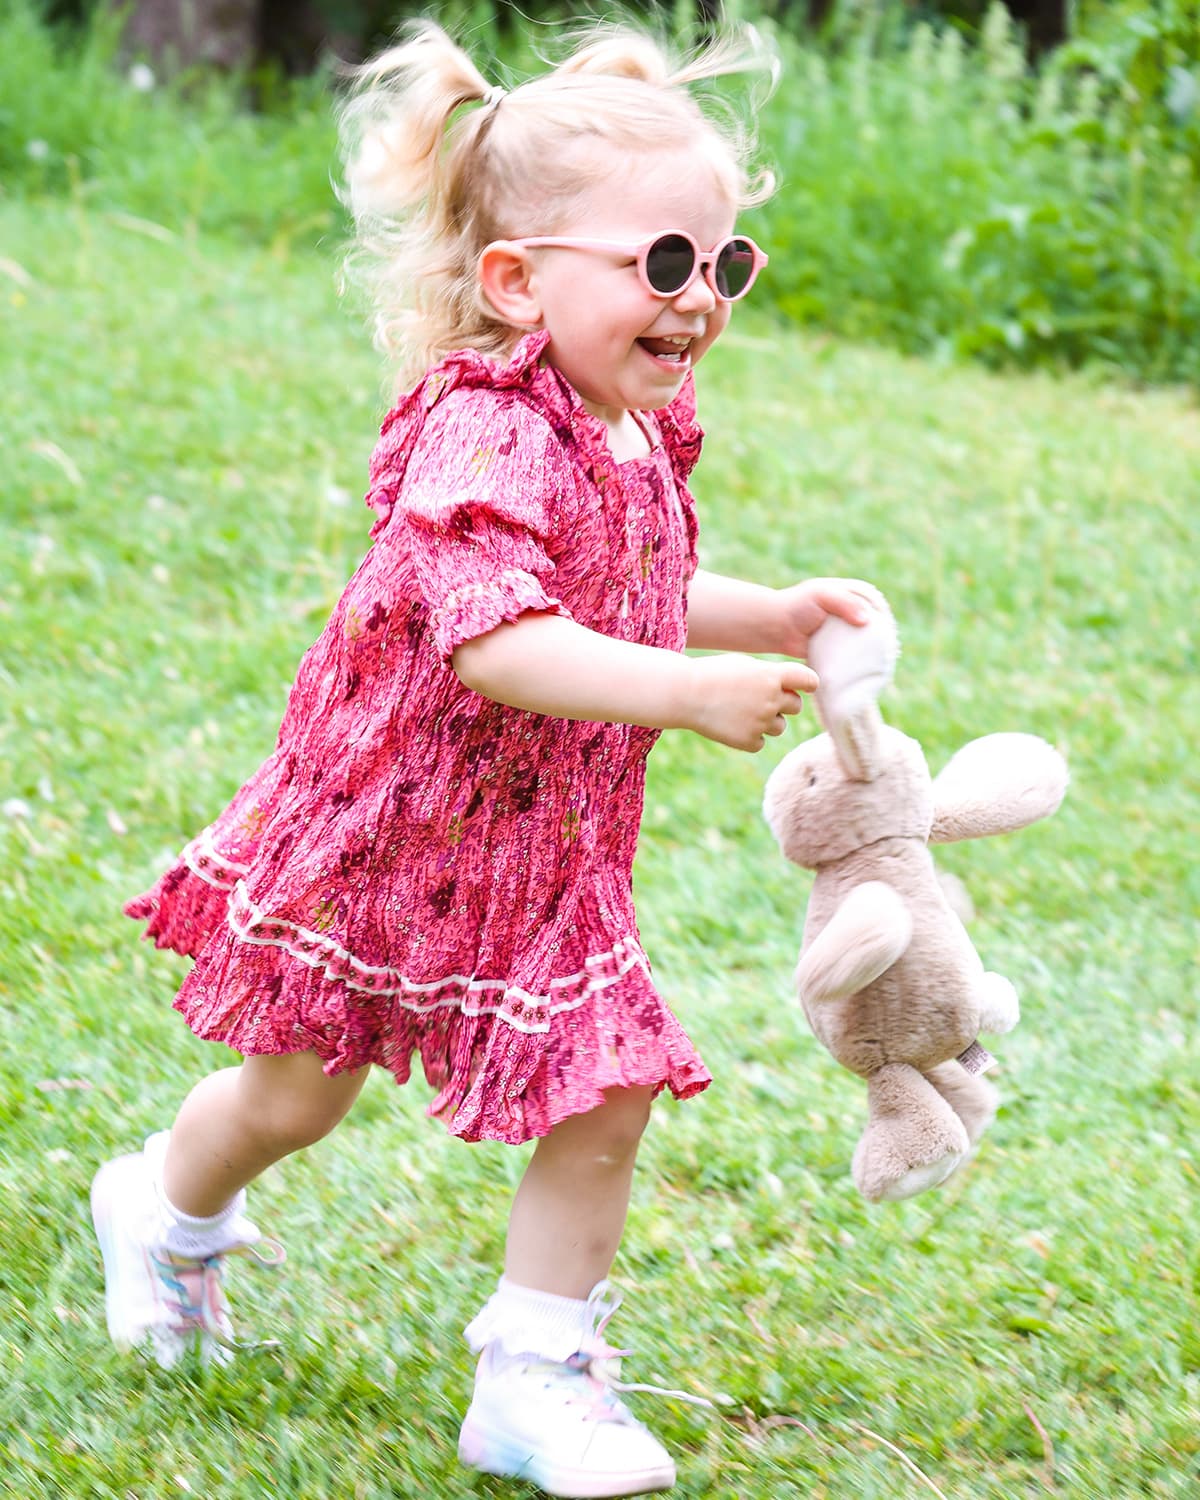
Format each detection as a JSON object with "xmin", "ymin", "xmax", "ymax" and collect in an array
[
  {"xmin": 797, "ymin": 882, "xmax": 912, "ymax": 1005},
  {"xmin": 925, "ymin": 1060, "xmax": 998, "ymax": 1147},
  {"xmin": 852, "ymin": 1063, "xmax": 971, "ymax": 1202},
  {"xmin": 976, "ymin": 971, "xmax": 1020, "ymax": 1034}
]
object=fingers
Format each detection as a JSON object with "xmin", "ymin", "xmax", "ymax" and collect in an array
[
  {"xmin": 810, "ymin": 577, "xmax": 889, "ymax": 626},
  {"xmin": 781, "ymin": 661, "xmax": 819, "ymax": 696}
]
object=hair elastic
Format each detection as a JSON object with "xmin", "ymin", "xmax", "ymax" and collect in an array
[{"xmin": 481, "ymin": 85, "xmax": 507, "ymax": 110}]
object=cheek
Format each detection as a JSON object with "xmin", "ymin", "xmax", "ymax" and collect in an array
[{"xmin": 693, "ymin": 305, "xmax": 732, "ymax": 361}]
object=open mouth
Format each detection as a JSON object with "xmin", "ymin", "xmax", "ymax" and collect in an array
[{"xmin": 637, "ymin": 336, "xmax": 693, "ymax": 367}]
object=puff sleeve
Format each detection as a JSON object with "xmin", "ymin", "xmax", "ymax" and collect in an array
[{"xmin": 383, "ymin": 390, "xmax": 577, "ymax": 662}]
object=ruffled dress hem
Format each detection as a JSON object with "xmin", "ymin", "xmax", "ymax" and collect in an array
[{"xmin": 126, "ymin": 865, "xmax": 711, "ymax": 1147}]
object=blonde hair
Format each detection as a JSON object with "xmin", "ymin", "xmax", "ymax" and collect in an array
[{"xmin": 337, "ymin": 19, "xmax": 777, "ymax": 389}]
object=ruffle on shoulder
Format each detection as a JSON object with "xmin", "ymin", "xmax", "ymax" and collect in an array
[
  {"xmin": 364, "ymin": 332, "xmax": 568, "ymax": 538},
  {"xmin": 363, "ymin": 333, "xmax": 705, "ymax": 536}
]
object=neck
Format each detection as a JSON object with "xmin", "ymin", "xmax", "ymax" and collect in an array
[{"xmin": 590, "ymin": 407, "xmax": 651, "ymax": 464}]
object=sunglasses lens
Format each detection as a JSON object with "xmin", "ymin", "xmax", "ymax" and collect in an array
[
  {"xmin": 715, "ymin": 239, "xmax": 757, "ymax": 299},
  {"xmin": 644, "ymin": 234, "xmax": 696, "ymax": 295}
]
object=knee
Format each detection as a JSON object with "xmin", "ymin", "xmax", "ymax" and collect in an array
[
  {"xmin": 256, "ymin": 1095, "xmax": 346, "ymax": 1152},
  {"xmin": 239, "ymin": 1059, "xmax": 363, "ymax": 1151},
  {"xmin": 587, "ymin": 1087, "xmax": 653, "ymax": 1167}
]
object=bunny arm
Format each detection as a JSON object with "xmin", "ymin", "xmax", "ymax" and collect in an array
[
  {"xmin": 798, "ymin": 880, "xmax": 912, "ymax": 1004},
  {"xmin": 930, "ymin": 733, "xmax": 1069, "ymax": 844}
]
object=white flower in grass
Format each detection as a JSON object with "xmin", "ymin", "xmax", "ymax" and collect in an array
[
  {"xmin": 3, "ymin": 798, "xmax": 32, "ymax": 820},
  {"xmin": 325, "ymin": 483, "xmax": 352, "ymax": 509},
  {"xmin": 128, "ymin": 62, "xmax": 156, "ymax": 93},
  {"xmin": 26, "ymin": 139, "xmax": 50, "ymax": 162}
]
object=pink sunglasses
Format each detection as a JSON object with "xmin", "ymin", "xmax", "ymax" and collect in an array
[{"xmin": 511, "ymin": 230, "xmax": 768, "ymax": 302}]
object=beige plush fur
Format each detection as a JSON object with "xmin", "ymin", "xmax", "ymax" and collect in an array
[{"xmin": 763, "ymin": 606, "xmax": 1068, "ymax": 1202}]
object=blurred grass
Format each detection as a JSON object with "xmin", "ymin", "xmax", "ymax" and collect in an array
[{"xmin": 2, "ymin": 192, "xmax": 1198, "ymax": 1497}]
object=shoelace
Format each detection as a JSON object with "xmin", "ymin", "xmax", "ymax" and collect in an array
[
  {"xmin": 152, "ymin": 1238, "xmax": 286, "ymax": 1350},
  {"xmin": 566, "ymin": 1281, "xmax": 716, "ymax": 1416}
]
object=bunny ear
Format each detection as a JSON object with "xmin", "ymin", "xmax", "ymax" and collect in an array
[
  {"xmin": 809, "ymin": 601, "xmax": 899, "ymax": 781},
  {"xmin": 825, "ymin": 702, "xmax": 888, "ymax": 781},
  {"xmin": 930, "ymin": 733, "xmax": 1069, "ymax": 844}
]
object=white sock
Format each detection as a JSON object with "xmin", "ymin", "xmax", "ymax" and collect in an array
[
  {"xmin": 464, "ymin": 1276, "xmax": 595, "ymax": 1362},
  {"xmin": 159, "ymin": 1192, "xmax": 251, "ymax": 1259},
  {"xmin": 143, "ymin": 1130, "xmax": 252, "ymax": 1259}
]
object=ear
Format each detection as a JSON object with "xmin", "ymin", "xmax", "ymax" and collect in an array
[
  {"xmin": 478, "ymin": 241, "xmax": 543, "ymax": 328},
  {"xmin": 809, "ymin": 604, "xmax": 899, "ymax": 782},
  {"xmin": 930, "ymin": 733, "xmax": 1068, "ymax": 844}
]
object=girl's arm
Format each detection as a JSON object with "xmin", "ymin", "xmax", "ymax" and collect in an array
[
  {"xmin": 686, "ymin": 568, "xmax": 882, "ymax": 658},
  {"xmin": 452, "ymin": 611, "xmax": 817, "ymax": 754}
]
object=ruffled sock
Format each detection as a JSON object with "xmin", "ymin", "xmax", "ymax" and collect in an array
[{"xmin": 464, "ymin": 1276, "xmax": 595, "ymax": 1363}]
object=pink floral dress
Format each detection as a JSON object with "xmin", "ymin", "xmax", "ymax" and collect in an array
[{"xmin": 127, "ymin": 331, "xmax": 712, "ymax": 1144}]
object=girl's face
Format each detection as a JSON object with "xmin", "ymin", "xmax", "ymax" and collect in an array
[{"xmin": 524, "ymin": 144, "xmax": 739, "ymax": 425}]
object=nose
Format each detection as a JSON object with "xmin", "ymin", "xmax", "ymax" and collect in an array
[{"xmin": 672, "ymin": 265, "xmax": 717, "ymax": 315}]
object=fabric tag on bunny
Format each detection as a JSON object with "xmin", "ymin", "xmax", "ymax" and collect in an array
[{"xmin": 956, "ymin": 1041, "xmax": 995, "ymax": 1075}]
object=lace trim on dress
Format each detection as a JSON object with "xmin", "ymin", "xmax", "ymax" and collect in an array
[
  {"xmin": 183, "ymin": 836, "xmax": 249, "ymax": 888},
  {"xmin": 219, "ymin": 878, "xmax": 652, "ymax": 1036}
]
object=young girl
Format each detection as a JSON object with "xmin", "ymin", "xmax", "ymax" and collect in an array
[{"xmin": 92, "ymin": 20, "xmax": 878, "ymax": 1498}]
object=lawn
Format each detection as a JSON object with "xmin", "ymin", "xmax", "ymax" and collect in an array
[{"xmin": 1, "ymin": 196, "xmax": 1197, "ymax": 1497}]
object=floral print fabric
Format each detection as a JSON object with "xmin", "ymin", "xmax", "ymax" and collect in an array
[{"xmin": 126, "ymin": 331, "xmax": 712, "ymax": 1143}]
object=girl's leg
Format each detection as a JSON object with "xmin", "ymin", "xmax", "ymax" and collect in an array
[
  {"xmin": 93, "ymin": 1050, "xmax": 369, "ymax": 1365},
  {"xmin": 163, "ymin": 1050, "xmax": 370, "ymax": 1216},
  {"xmin": 504, "ymin": 1084, "xmax": 654, "ymax": 1297},
  {"xmin": 460, "ymin": 1087, "xmax": 676, "ymax": 1495}
]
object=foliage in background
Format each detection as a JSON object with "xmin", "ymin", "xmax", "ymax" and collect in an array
[
  {"xmin": 749, "ymin": 1, "xmax": 1200, "ymax": 379},
  {"xmin": 2, "ymin": 0, "xmax": 1198, "ymax": 381}
]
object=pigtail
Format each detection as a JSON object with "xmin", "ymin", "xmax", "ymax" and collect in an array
[
  {"xmin": 553, "ymin": 32, "xmax": 673, "ymax": 86},
  {"xmin": 337, "ymin": 22, "xmax": 517, "ymax": 387},
  {"xmin": 338, "ymin": 21, "xmax": 492, "ymax": 226},
  {"xmin": 553, "ymin": 25, "xmax": 778, "ymax": 207}
]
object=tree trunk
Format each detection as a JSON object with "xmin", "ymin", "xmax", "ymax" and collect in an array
[
  {"xmin": 1004, "ymin": 0, "xmax": 1068, "ymax": 58},
  {"xmin": 118, "ymin": 0, "xmax": 259, "ymax": 71}
]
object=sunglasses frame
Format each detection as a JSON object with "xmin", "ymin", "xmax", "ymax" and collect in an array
[{"xmin": 510, "ymin": 230, "xmax": 768, "ymax": 302}]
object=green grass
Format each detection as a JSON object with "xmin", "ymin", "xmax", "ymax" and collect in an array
[{"xmin": 2, "ymin": 197, "xmax": 1198, "ymax": 1497}]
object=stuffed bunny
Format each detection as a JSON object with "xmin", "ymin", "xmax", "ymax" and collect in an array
[{"xmin": 763, "ymin": 602, "xmax": 1068, "ymax": 1201}]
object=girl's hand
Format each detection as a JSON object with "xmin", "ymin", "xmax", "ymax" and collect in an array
[
  {"xmin": 773, "ymin": 578, "xmax": 886, "ymax": 662},
  {"xmin": 682, "ymin": 654, "xmax": 818, "ymax": 752}
]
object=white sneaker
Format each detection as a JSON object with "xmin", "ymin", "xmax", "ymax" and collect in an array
[
  {"xmin": 90, "ymin": 1133, "xmax": 283, "ymax": 1368},
  {"xmin": 459, "ymin": 1341, "xmax": 676, "ymax": 1498}
]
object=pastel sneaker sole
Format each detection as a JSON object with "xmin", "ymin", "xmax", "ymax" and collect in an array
[
  {"xmin": 458, "ymin": 1415, "xmax": 675, "ymax": 1498},
  {"xmin": 90, "ymin": 1154, "xmax": 151, "ymax": 1351}
]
